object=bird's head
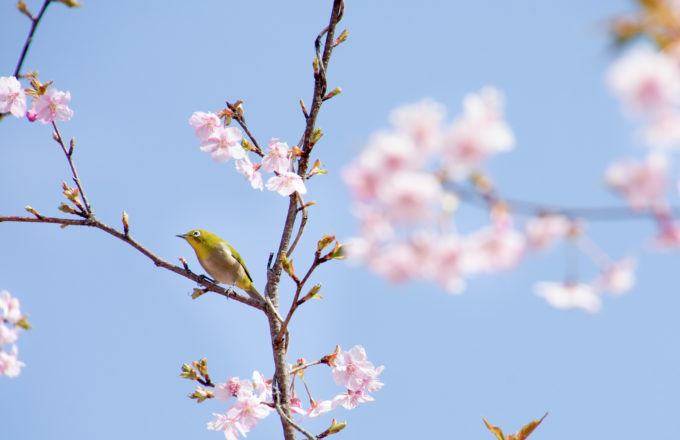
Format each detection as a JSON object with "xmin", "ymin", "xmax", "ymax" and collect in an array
[{"xmin": 177, "ymin": 229, "xmax": 222, "ymax": 257}]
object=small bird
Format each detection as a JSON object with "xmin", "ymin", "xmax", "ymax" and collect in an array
[{"xmin": 177, "ymin": 229, "xmax": 264, "ymax": 302}]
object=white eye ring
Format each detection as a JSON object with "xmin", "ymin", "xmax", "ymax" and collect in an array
[{"xmin": 192, "ymin": 231, "xmax": 201, "ymax": 237}]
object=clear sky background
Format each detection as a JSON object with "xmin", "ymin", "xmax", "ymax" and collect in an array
[{"xmin": 1, "ymin": 1, "xmax": 678, "ymax": 439}]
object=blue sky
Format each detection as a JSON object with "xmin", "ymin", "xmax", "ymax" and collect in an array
[{"xmin": 1, "ymin": 1, "xmax": 678, "ymax": 439}]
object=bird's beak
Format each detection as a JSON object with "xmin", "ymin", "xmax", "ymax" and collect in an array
[{"xmin": 176, "ymin": 234, "xmax": 188, "ymax": 239}]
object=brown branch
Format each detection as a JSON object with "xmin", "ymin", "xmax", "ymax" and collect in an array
[
  {"xmin": 14, "ymin": 0, "xmax": 52, "ymax": 78},
  {"xmin": 264, "ymin": 3, "xmax": 344, "ymax": 440},
  {"xmin": 52, "ymin": 122, "xmax": 93, "ymax": 214},
  {"xmin": 0, "ymin": 214, "xmax": 264, "ymax": 310},
  {"xmin": 226, "ymin": 101, "xmax": 264, "ymax": 156},
  {"xmin": 287, "ymin": 192, "xmax": 309, "ymax": 258}
]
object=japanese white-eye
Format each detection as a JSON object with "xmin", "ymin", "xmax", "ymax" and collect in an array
[{"xmin": 177, "ymin": 229, "xmax": 264, "ymax": 302}]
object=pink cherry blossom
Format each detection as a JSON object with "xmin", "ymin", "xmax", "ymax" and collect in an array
[
  {"xmin": 607, "ymin": 46, "xmax": 680, "ymax": 114},
  {"xmin": 376, "ymin": 171, "xmax": 443, "ymax": 222},
  {"xmin": 332, "ymin": 345, "xmax": 381, "ymax": 391},
  {"xmin": 534, "ymin": 282, "xmax": 602, "ymax": 313},
  {"xmin": 307, "ymin": 399, "xmax": 333, "ymax": 418},
  {"xmin": 226, "ymin": 391, "xmax": 271, "ymax": 431},
  {"xmin": 26, "ymin": 109, "xmax": 37, "ymax": 122},
  {"xmin": 360, "ymin": 131, "xmax": 422, "ymax": 173},
  {"xmin": 642, "ymin": 108, "xmax": 680, "ymax": 149},
  {"xmin": 0, "ymin": 76, "xmax": 27, "ymax": 118},
  {"xmin": 33, "ymin": 88, "xmax": 73, "ymax": 124},
  {"xmin": 265, "ymin": 172, "xmax": 307, "ymax": 196},
  {"xmin": 433, "ymin": 234, "xmax": 471, "ymax": 294},
  {"xmin": 290, "ymin": 397, "xmax": 308, "ymax": 417},
  {"xmin": 442, "ymin": 87, "xmax": 515, "ymax": 179},
  {"xmin": 0, "ymin": 345, "xmax": 25, "ymax": 378},
  {"xmin": 524, "ymin": 214, "xmax": 572, "ymax": 250},
  {"xmin": 189, "ymin": 111, "xmax": 222, "ymax": 141},
  {"xmin": 389, "ymin": 98, "xmax": 445, "ymax": 150},
  {"xmin": 207, "ymin": 412, "xmax": 245, "ymax": 440},
  {"xmin": 331, "ymin": 389, "xmax": 375, "ymax": 410},
  {"xmin": 200, "ymin": 126, "xmax": 246, "ymax": 163},
  {"xmin": 251, "ymin": 370, "xmax": 271, "ymax": 400},
  {"xmin": 260, "ymin": 138, "xmax": 290, "ymax": 173},
  {"xmin": 0, "ymin": 290, "xmax": 22, "ymax": 325},
  {"xmin": 605, "ymin": 154, "xmax": 668, "ymax": 211},
  {"xmin": 0, "ymin": 323, "xmax": 19, "ymax": 345},
  {"xmin": 595, "ymin": 258, "xmax": 636, "ymax": 295},
  {"xmin": 652, "ymin": 211, "xmax": 680, "ymax": 249},
  {"xmin": 235, "ymin": 157, "xmax": 263, "ymax": 190},
  {"xmin": 465, "ymin": 226, "xmax": 526, "ymax": 273},
  {"xmin": 368, "ymin": 242, "xmax": 420, "ymax": 283}
]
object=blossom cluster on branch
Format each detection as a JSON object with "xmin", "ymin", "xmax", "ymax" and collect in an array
[{"xmin": 0, "ymin": 290, "xmax": 29, "ymax": 378}]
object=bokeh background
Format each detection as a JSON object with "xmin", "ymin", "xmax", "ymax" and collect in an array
[{"xmin": 1, "ymin": 1, "xmax": 678, "ymax": 439}]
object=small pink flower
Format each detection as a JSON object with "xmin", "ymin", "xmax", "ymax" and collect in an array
[
  {"xmin": 465, "ymin": 226, "xmax": 526, "ymax": 273},
  {"xmin": 227, "ymin": 392, "xmax": 271, "ymax": 431},
  {"xmin": 189, "ymin": 111, "xmax": 222, "ymax": 141},
  {"xmin": 605, "ymin": 154, "xmax": 668, "ymax": 211},
  {"xmin": 525, "ymin": 214, "xmax": 572, "ymax": 250},
  {"xmin": 307, "ymin": 399, "xmax": 333, "ymax": 418},
  {"xmin": 290, "ymin": 397, "xmax": 308, "ymax": 417},
  {"xmin": 33, "ymin": 88, "xmax": 73, "ymax": 124},
  {"xmin": 235, "ymin": 157, "xmax": 263, "ymax": 190},
  {"xmin": 607, "ymin": 45, "xmax": 680, "ymax": 114},
  {"xmin": 534, "ymin": 282, "xmax": 602, "ymax": 313},
  {"xmin": 207, "ymin": 412, "xmax": 245, "ymax": 440},
  {"xmin": 0, "ymin": 76, "xmax": 27, "ymax": 118},
  {"xmin": 331, "ymin": 389, "xmax": 374, "ymax": 410},
  {"xmin": 0, "ymin": 323, "xmax": 19, "ymax": 346},
  {"xmin": 265, "ymin": 172, "xmax": 307, "ymax": 196},
  {"xmin": 261, "ymin": 138, "xmax": 290, "ymax": 173},
  {"xmin": 376, "ymin": 171, "xmax": 442, "ymax": 222},
  {"xmin": 26, "ymin": 109, "xmax": 37, "ymax": 122},
  {"xmin": 332, "ymin": 345, "xmax": 382, "ymax": 391},
  {"xmin": 200, "ymin": 126, "xmax": 245, "ymax": 163},
  {"xmin": 0, "ymin": 345, "xmax": 25, "ymax": 378},
  {"xmin": 251, "ymin": 370, "xmax": 271, "ymax": 400},
  {"xmin": 595, "ymin": 258, "xmax": 636, "ymax": 295},
  {"xmin": 0, "ymin": 290, "xmax": 22, "ymax": 325},
  {"xmin": 389, "ymin": 98, "xmax": 445, "ymax": 150}
]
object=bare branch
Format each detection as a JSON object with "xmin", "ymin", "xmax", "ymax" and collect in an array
[{"xmin": 14, "ymin": 0, "xmax": 52, "ymax": 78}]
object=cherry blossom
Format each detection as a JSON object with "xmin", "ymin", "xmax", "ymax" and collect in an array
[
  {"xmin": 200, "ymin": 126, "xmax": 246, "ymax": 163},
  {"xmin": 265, "ymin": 172, "xmax": 307, "ymax": 196},
  {"xmin": 331, "ymin": 389, "xmax": 374, "ymax": 410},
  {"xmin": 534, "ymin": 282, "xmax": 602, "ymax": 313},
  {"xmin": 0, "ymin": 323, "xmax": 18, "ymax": 346},
  {"xmin": 604, "ymin": 154, "xmax": 668, "ymax": 211},
  {"xmin": 376, "ymin": 171, "xmax": 443, "ymax": 222},
  {"xmin": 235, "ymin": 157, "xmax": 263, "ymax": 190},
  {"xmin": 307, "ymin": 399, "xmax": 334, "ymax": 418},
  {"xmin": 189, "ymin": 111, "xmax": 222, "ymax": 141},
  {"xmin": 0, "ymin": 345, "xmax": 25, "ymax": 378},
  {"xmin": 206, "ymin": 412, "xmax": 245, "ymax": 440},
  {"xmin": 595, "ymin": 258, "xmax": 636, "ymax": 295},
  {"xmin": 465, "ymin": 226, "xmax": 526, "ymax": 273},
  {"xmin": 389, "ymin": 98, "xmax": 445, "ymax": 150},
  {"xmin": 642, "ymin": 108, "xmax": 680, "ymax": 149},
  {"xmin": 607, "ymin": 45, "xmax": 680, "ymax": 115},
  {"xmin": 332, "ymin": 345, "xmax": 383, "ymax": 391},
  {"xmin": 33, "ymin": 88, "xmax": 74, "ymax": 124},
  {"xmin": 524, "ymin": 214, "xmax": 572, "ymax": 250},
  {"xmin": 0, "ymin": 76, "xmax": 27, "ymax": 118},
  {"xmin": 0, "ymin": 290, "xmax": 22, "ymax": 325},
  {"xmin": 261, "ymin": 138, "xmax": 290, "ymax": 173},
  {"xmin": 226, "ymin": 390, "xmax": 271, "ymax": 431}
]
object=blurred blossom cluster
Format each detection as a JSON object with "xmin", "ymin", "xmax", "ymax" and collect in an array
[
  {"xmin": 343, "ymin": 88, "xmax": 637, "ymax": 313},
  {"xmin": 605, "ymin": 0, "xmax": 680, "ymax": 243},
  {"xmin": 0, "ymin": 290, "xmax": 28, "ymax": 378},
  {"xmin": 207, "ymin": 346, "xmax": 382, "ymax": 440},
  {"xmin": 189, "ymin": 111, "xmax": 307, "ymax": 197}
]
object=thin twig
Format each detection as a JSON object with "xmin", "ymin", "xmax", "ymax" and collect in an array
[
  {"xmin": 226, "ymin": 101, "xmax": 264, "ymax": 156},
  {"xmin": 287, "ymin": 193, "xmax": 309, "ymax": 258},
  {"xmin": 52, "ymin": 122, "xmax": 93, "ymax": 214},
  {"xmin": 288, "ymin": 358, "xmax": 325, "ymax": 376},
  {"xmin": 0, "ymin": 215, "xmax": 265, "ymax": 310},
  {"xmin": 14, "ymin": 0, "xmax": 52, "ymax": 78}
]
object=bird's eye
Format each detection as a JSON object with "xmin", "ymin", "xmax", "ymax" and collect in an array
[{"xmin": 192, "ymin": 231, "xmax": 201, "ymax": 237}]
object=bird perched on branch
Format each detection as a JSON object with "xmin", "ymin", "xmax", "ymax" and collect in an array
[{"xmin": 177, "ymin": 229, "xmax": 264, "ymax": 302}]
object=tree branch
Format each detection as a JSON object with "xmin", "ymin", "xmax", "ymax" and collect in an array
[
  {"xmin": 0, "ymin": 214, "xmax": 265, "ymax": 310},
  {"xmin": 14, "ymin": 0, "xmax": 52, "ymax": 78}
]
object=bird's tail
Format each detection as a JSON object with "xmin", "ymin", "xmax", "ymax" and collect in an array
[{"xmin": 246, "ymin": 285, "xmax": 265, "ymax": 302}]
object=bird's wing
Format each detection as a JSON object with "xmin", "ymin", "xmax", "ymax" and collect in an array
[{"xmin": 226, "ymin": 242, "xmax": 254, "ymax": 282}]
